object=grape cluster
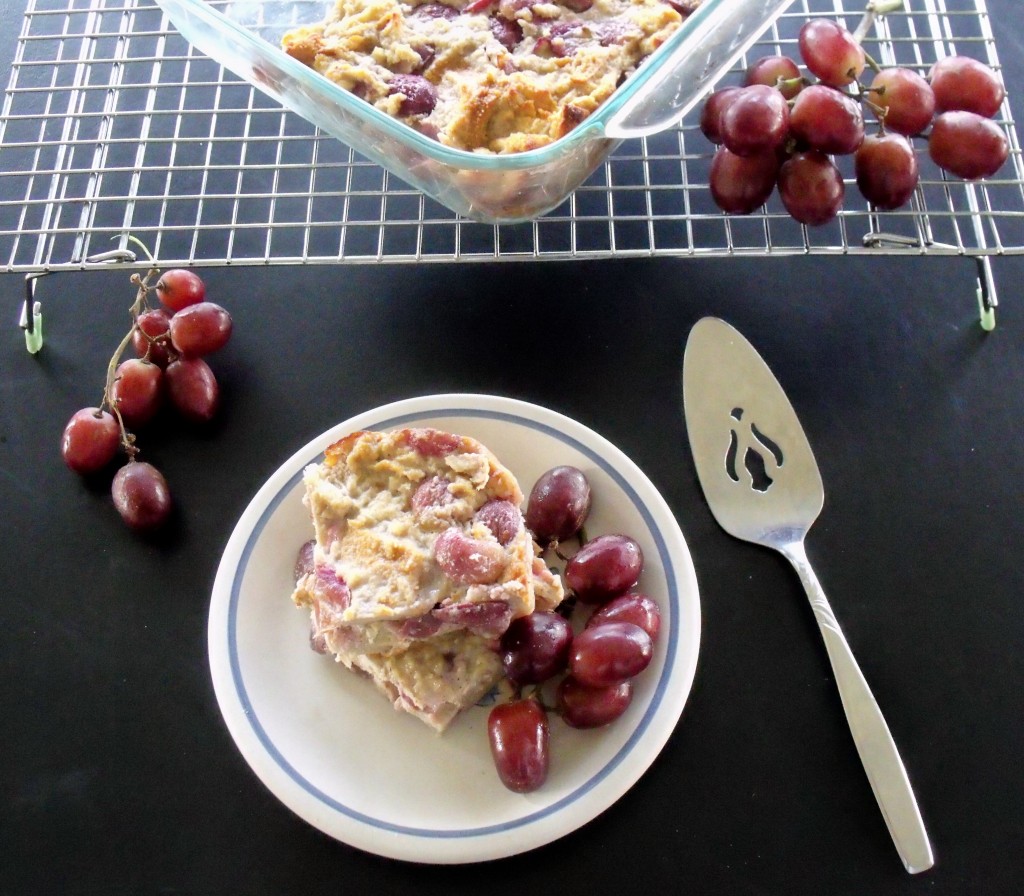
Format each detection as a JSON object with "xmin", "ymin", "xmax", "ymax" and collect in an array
[
  {"xmin": 487, "ymin": 466, "xmax": 661, "ymax": 793},
  {"xmin": 59, "ymin": 262, "xmax": 233, "ymax": 532},
  {"xmin": 700, "ymin": 16, "xmax": 1009, "ymax": 225}
]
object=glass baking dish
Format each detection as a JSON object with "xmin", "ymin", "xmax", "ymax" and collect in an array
[{"xmin": 155, "ymin": 0, "xmax": 794, "ymax": 222}]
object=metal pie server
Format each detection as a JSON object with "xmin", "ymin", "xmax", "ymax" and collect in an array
[{"xmin": 682, "ymin": 317, "xmax": 934, "ymax": 874}]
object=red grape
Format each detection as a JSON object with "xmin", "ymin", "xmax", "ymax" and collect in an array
[
  {"xmin": 564, "ymin": 534, "xmax": 643, "ymax": 604},
  {"xmin": 111, "ymin": 461, "xmax": 172, "ymax": 531},
  {"xmin": 165, "ymin": 356, "xmax": 220, "ymax": 423},
  {"xmin": 295, "ymin": 539, "xmax": 315, "ymax": 581},
  {"xmin": 109, "ymin": 358, "xmax": 163, "ymax": 429},
  {"xmin": 928, "ymin": 111, "xmax": 1008, "ymax": 180},
  {"xmin": 778, "ymin": 151, "xmax": 845, "ymax": 226},
  {"xmin": 855, "ymin": 133, "xmax": 919, "ymax": 210},
  {"xmin": 798, "ymin": 18, "xmax": 865, "ymax": 88},
  {"xmin": 132, "ymin": 308, "xmax": 173, "ymax": 368},
  {"xmin": 413, "ymin": 2, "xmax": 461, "ymax": 17},
  {"xmin": 709, "ymin": 146, "xmax": 779, "ymax": 215},
  {"xmin": 434, "ymin": 527, "xmax": 505, "ymax": 583},
  {"xmin": 487, "ymin": 698, "xmax": 549, "ymax": 793},
  {"xmin": 499, "ymin": 611, "xmax": 573, "ymax": 685},
  {"xmin": 663, "ymin": 0, "xmax": 699, "ymax": 13},
  {"xmin": 61, "ymin": 407, "xmax": 121, "ymax": 474},
  {"xmin": 388, "ymin": 74, "xmax": 438, "ymax": 116},
  {"xmin": 929, "ymin": 55, "xmax": 1005, "ymax": 118},
  {"xmin": 525, "ymin": 465, "xmax": 591, "ymax": 545},
  {"xmin": 744, "ymin": 54, "xmax": 804, "ymax": 99},
  {"xmin": 557, "ymin": 677, "xmax": 633, "ymax": 729},
  {"xmin": 699, "ymin": 86, "xmax": 740, "ymax": 144},
  {"xmin": 490, "ymin": 15, "xmax": 523, "ymax": 51},
  {"xmin": 169, "ymin": 301, "xmax": 233, "ymax": 357},
  {"xmin": 789, "ymin": 84, "xmax": 864, "ymax": 155},
  {"xmin": 587, "ymin": 592, "xmax": 662, "ymax": 640},
  {"xmin": 155, "ymin": 268, "xmax": 206, "ymax": 312},
  {"xmin": 868, "ymin": 67, "xmax": 935, "ymax": 136},
  {"xmin": 719, "ymin": 84, "xmax": 790, "ymax": 157},
  {"xmin": 474, "ymin": 499, "xmax": 522, "ymax": 546},
  {"xmin": 411, "ymin": 475, "xmax": 453, "ymax": 514},
  {"xmin": 60, "ymin": 257, "xmax": 233, "ymax": 534},
  {"xmin": 569, "ymin": 621, "xmax": 653, "ymax": 687}
]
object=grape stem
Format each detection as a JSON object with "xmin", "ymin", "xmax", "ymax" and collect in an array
[
  {"xmin": 549, "ymin": 524, "xmax": 589, "ymax": 562},
  {"xmin": 526, "ymin": 682, "xmax": 559, "ymax": 715},
  {"xmin": 123, "ymin": 233, "xmax": 157, "ymax": 266},
  {"xmin": 849, "ymin": 1, "xmax": 901, "ymax": 81},
  {"xmin": 98, "ymin": 259, "xmax": 162, "ymax": 458},
  {"xmin": 777, "ymin": 75, "xmax": 808, "ymax": 94},
  {"xmin": 860, "ymin": 88, "xmax": 891, "ymax": 130},
  {"xmin": 853, "ymin": 0, "xmax": 904, "ymax": 46}
]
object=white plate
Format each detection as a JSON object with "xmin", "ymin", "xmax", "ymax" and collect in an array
[{"xmin": 209, "ymin": 394, "xmax": 701, "ymax": 864}]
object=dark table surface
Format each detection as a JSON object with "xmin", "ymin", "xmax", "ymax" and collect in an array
[{"xmin": 4, "ymin": 2, "xmax": 1024, "ymax": 895}]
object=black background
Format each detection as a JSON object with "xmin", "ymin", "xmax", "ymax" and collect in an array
[{"xmin": 3, "ymin": 2, "xmax": 1024, "ymax": 894}]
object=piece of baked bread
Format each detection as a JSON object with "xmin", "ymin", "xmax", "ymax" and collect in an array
[
  {"xmin": 292, "ymin": 426, "xmax": 563, "ymax": 730},
  {"xmin": 294, "ymin": 427, "xmax": 562, "ymax": 653}
]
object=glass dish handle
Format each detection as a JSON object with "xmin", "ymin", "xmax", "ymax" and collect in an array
[{"xmin": 603, "ymin": 0, "xmax": 793, "ymax": 140}]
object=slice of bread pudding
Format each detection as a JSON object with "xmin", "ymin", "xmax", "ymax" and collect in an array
[{"xmin": 293, "ymin": 426, "xmax": 563, "ymax": 730}]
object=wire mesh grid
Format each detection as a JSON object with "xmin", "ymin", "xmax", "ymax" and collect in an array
[{"xmin": 1, "ymin": 0, "xmax": 1023, "ymax": 272}]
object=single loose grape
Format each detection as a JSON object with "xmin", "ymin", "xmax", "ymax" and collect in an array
[
  {"xmin": 569, "ymin": 621, "xmax": 653, "ymax": 688},
  {"xmin": 499, "ymin": 611, "xmax": 573, "ymax": 685},
  {"xmin": 564, "ymin": 534, "xmax": 643, "ymax": 604},
  {"xmin": 587, "ymin": 592, "xmax": 662, "ymax": 640},
  {"xmin": 525, "ymin": 465, "xmax": 591, "ymax": 545},
  {"xmin": 557, "ymin": 677, "xmax": 633, "ymax": 729},
  {"xmin": 487, "ymin": 698, "xmax": 549, "ymax": 793},
  {"xmin": 111, "ymin": 461, "xmax": 172, "ymax": 531}
]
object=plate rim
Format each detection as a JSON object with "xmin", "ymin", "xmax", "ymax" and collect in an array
[{"xmin": 208, "ymin": 393, "xmax": 701, "ymax": 863}]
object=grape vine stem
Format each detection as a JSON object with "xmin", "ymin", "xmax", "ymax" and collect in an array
[
  {"xmin": 99, "ymin": 263, "xmax": 161, "ymax": 459},
  {"xmin": 854, "ymin": 0, "xmax": 904, "ymax": 45}
]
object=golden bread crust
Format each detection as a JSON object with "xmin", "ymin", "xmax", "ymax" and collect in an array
[{"xmin": 282, "ymin": 0, "xmax": 695, "ymax": 153}]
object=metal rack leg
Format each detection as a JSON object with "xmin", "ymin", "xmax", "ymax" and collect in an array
[
  {"xmin": 863, "ymin": 231, "xmax": 999, "ymax": 331},
  {"xmin": 18, "ymin": 248, "xmax": 141, "ymax": 354},
  {"xmin": 975, "ymin": 255, "xmax": 998, "ymax": 332}
]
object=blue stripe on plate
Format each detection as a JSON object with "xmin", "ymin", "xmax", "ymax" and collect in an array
[{"xmin": 228, "ymin": 408, "xmax": 678, "ymax": 840}]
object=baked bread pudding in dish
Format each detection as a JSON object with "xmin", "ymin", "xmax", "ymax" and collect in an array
[
  {"xmin": 292, "ymin": 427, "xmax": 563, "ymax": 730},
  {"xmin": 282, "ymin": 0, "xmax": 700, "ymax": 153}
]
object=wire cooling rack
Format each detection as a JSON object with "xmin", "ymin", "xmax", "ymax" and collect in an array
[{"xmin": 2, "ymin": 0, "xmax": 1023, "ymax": 324}]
